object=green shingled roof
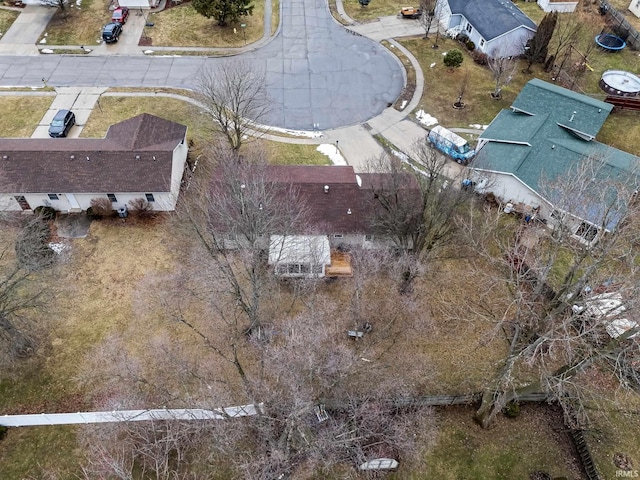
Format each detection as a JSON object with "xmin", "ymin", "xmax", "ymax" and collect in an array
[
  {"xmin": 473, "ymin": 79, "xmax": 639, "ymax": 204},
  {"xmin": 511, "ymin": 78, "xmax": 613, "ymax": 139}
]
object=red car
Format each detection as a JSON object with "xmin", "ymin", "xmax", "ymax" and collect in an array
[{"xmin": 111, "ymin": 6, "xmax": 129, "ymax": 24}]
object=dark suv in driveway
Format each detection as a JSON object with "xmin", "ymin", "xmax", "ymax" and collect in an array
[
  {"xmin": 48, "ymin": 110, "xmax": 75, "ymax": 138},
  {"xmin": 102, "ymin": 22, "xmax": 123, "ymax": 43}
]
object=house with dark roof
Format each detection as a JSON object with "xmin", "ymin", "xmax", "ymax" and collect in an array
[
  {"xmin": 437, "ymin": 0, "xmax": 537, "ymax": 57},
  {"xmin": 470, "ymin": 79, "xmax": 640, "ymax": 243},
  {"xmin": 212, "ymin": 165, "xmax": 421, "ymax": 277},
  {"xmin": 0, "ymin": 114, "xmax": 188, "ymax": 213}
]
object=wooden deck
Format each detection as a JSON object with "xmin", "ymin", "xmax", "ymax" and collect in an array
[{"xmin": 325, "ymin": 250, "xmax": 353, "ymax": 277}]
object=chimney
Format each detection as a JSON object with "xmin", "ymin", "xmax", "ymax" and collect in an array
[{"xmin": 324, "ymin": 185, "xmax": 329, "ymax": 193}]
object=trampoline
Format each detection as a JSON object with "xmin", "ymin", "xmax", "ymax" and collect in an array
[{"xmin": 595, "ymin": 33, "xmax": 626, "ymax": 51}]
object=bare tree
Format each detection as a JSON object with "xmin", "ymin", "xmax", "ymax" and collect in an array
[
  {"xmin": 454, "ymin": 71, "xmax": 469, "ymax": 108},
  {"xmin": 418, "ymin": 0, "xmax": 437, "ymax": 39},
  {"xmin": 547, "ymin": 12, "xmax": 582, "ymax": 73},
  {"xmin": 40, "ymin": 0, "xmax": 67, "ymax": 11},
  {"xmin": 181, "ymin": 143, "xmax": 309, "ymax": 335},
  {"xmin": 0, "ymin": 218, "xmax": 54, "ymax": 359},
  {"xmin": 366, "ymin": 142, "xmax": 470, "ymax": 293},
  {"xmin": 460, "ymin": 154, "xmax": 640, "ymax": 428},
  {"xmin": 488, "ymin": 50, "xmax": 517, "ymax": 99},
  {"xmin": 197, "ymin": 60, "xmax": 271, "ymax": 152}
]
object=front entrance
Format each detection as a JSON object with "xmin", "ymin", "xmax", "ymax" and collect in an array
[{"xmin": 14, "ymin": 196, "xmax": 31, "ymax": 210}]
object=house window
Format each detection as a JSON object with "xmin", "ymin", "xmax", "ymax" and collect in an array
[
  {"xmin": 226, "ymin": 232, "xmax": 236, "ymax": 241},
  {"xmin": 107, "ymin": 194, "xmax": 117, "ymax": 203},
  {"xmin": 465, "ymin": 22, "xmax": 472, "ymax": 34},
  {"xmin": 311, "ymin": 264, "xmax": 323, "ymax": 274},
  {"xmin": 365, "ymin": 234, "xmax": 373, "ymax": 241},
  {"xmin": 575, "ymin": 222, "xmax": 598, "ymax": 242},
  {"xmin": 145, "ymin": 193, "xmax": 155, "ymax": 202},
  {"xmin": 334, "ymin": 234, "xmax": 343, "ymax": 238},
  {"xmin": 47, "ymin": 194, "xmax": 59, "ymax": 200},
  {"xmin": 479, "ymin": 39, "xmax": 485, "ymax": 48}
]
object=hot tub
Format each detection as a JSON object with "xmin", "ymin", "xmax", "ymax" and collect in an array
[{"xmin": 599, "ymin": 70, "xmax": 640, "ymax": 97}]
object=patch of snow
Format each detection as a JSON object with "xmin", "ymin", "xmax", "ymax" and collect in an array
[
  {"xmin": 267, "ymin": 125, "xmax": 323, "ymax": 138},
  {"xmin": 442, "ymin": 51, "xmax": 447, "ymax": 56},
  {"xmin": 76, "ymin": 0, "xmax": 82, "ymax": 5},
  {"xmin": 469, "ymin": 124, "xmax": 488, "ymax": 130},
  {"xmin": 39, "ymin": 39, "xmax": 47, "ymax": 44},
  {"xmin": 41, "ymin": 49, "xmax": 54, "ymax": 54},
  {"xmin": 389, "ymin": 44, "xmax": 395, "ymax": 48},
  {"xmin": 400, "ymin": 100, "xmax": 407, "ymax": 110},
  {"xmin": 44, "ymin": 33, "xmax": 48, "ymax": 37},
  {"xmin": 390, "ymin": 149, "xmax": 409, "ymax": 163},
  {"xmin": 0, "ymin": 33, "xmax": 3, "ymax": 37},
  {"xmin": 317, "ymin": 144, "xmax": 346, "ymax": 166},
  {"xmin": 49, "ymin": 242, "xmax": 70, "ymax": 255},
  {"xmin": 429, "ymin": 62, "xmax": 436, "ymax": 68},
  {"xmin": 415, "ymin": 109, "xmax": 438, "ymax": 127},
  {"xmin": 144, "ymin": 50, "xmax": 155, "ymax": 54}
]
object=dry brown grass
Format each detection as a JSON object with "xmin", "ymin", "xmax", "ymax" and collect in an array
[
  {"xmin": 0, "ymin": 95, "xmax": 54, "ymax": 137},
  {"xmin": 145, "ymin": 1, "xmax": 265, "ymax": 47},
  {"xmin": 0, "ymin": 8, "xmax": 18, "ymax": 35},
  {"xmin": 40, "ymin": 0, "xmax": 111, "ymax": 46}
]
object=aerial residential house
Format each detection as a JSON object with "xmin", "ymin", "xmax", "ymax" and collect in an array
[
  {"xmin": 212, "ymin": 165, "xmax": 421, "ymax": 278},
  {"xmin": 470, "ymin": 79, "xmax": 640, "ymax": 244},
  {"xmin": 436, "ymin": 0, "xmax": 537, "ymax": 57},
  {"xmin": 0, "ymin": 114, "xmax": 188, "ymax": 213}
]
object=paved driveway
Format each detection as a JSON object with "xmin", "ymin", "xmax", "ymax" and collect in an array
[{"xmin": 0, "ymin": 0, "xmax": 403, "ymax": 130}]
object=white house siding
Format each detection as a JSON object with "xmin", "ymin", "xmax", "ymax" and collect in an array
[
  {"xmin": 485, "ymin": 27, "xmax": 534, "ymax": 57},
  {"xmin": 538, "ymin": 0, "xmax": 578, "ymax": 13},
  {"xmin": 168, "ymin": 139, "xmax": 189, "ymax": 210},
  {"xmin": 437, "ymin": 0, "xmax": 454, "ymax": 30},
  {"xmin": 3, "ymin": 192, "xmax": 175, "ymax": 213},
  {"xmin": 471, "ymin": 170, "xmax": 552, "ymax": 215},
  {"xmin": 630, "ymin": 0, "xmax": 640, "ymax": 18}
]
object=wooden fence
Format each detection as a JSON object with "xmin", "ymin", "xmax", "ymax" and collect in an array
[{"xmin": 602, "ymin": 0, "xmax": 640, "ymax": 50}]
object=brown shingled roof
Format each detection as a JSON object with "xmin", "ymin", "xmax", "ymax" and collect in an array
[
  {"xmin": 213, "ymin": 165, "xmax": 420, "ymax": 235},
  {"xmin": 0, "ymin": 114, "xmax": 187, "ymax": 193}
]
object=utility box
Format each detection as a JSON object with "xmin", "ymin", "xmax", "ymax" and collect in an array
[{"xmin": 117, "ymin": 205, "xmax": 128, "ymax": 218}]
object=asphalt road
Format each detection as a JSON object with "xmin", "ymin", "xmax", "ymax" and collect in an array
[{"xmin": 0, "ymin": 0, "xmax": 404, "ymax": 131}]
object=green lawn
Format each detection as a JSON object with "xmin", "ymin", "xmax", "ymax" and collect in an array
[{"xmin": 343, "ymin": 0, "xmax": 408, "ymax": 22}]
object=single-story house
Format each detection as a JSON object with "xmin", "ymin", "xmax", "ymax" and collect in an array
[
  {"xmin": 436, "ymin": 0, "xmax": 537, "ymax": 57},
  {"xmin": 470, "ymin": 79, "xmax": 640, "ymax": 244},
  {"xmin": 537, "ymin": 0, "xmax": 578, "ymax": 14},
  {"xmin": 0, "ymin": 114, "xmax": 188, "ymax": 213},
  {"xmin": 213, "ymin": 165, "xmax": 421, "ymax": 278}
]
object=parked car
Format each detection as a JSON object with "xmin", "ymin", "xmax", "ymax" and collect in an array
[
  {"xmin": 399, "ymin": 6, "xmax": 421, "ymax": 18},
  {"xmin": 426, "ymin": 125, "xmax": 475, "ymax": 164},
  {"xmin": 102, "ymin": 22, "xmax": 123, "ymax": 43},
  {"xmin": 48, "ymin": 110, "xmax": 75, "ymax": 138},
  {"xmin": 111, "ymin": 6, "xmax": 129, "ymax": 24}
]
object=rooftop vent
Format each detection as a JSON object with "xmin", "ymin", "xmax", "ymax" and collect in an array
[
  {"xmin": 347, "ymin": 208, "xmax": 352, "ymax": 215},
  {"xmin": 2, "ymin": 155, "xmax": 7, "ymax": 160},
  {"xmin": 324, "ymin": 185, "xmax": 329, "ymax": 193},
  {"xmin": 70, "ymin": 155, "xmax": 75, "ymax": 160},
  {"xmin": 569, "ymin": 111, "xmax": 576, "ymax": 122},
  {"xmin": 135, "ymin": 155, "xmax": 141, "ymax": 160},
  {"xmin": 86, "ymin": 156, "xmax": 90, "ymax": 161}
]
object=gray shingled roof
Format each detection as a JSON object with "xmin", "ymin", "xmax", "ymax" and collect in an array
[
  {"xmin": 0, "ymin": 114, "xmax": 187, "ymax": 193},
  {"xmin": 447, "ymin": 0, "xmax": 537, "ymax": 41}
]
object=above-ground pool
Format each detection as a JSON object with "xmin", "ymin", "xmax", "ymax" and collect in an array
[
  {"xmin": 599, "ymin": 70, "xmax": 640, "ymax": 97},
  {"xmin": 595, "ymin": 33, "xmax": 626, "ymax": 51}
]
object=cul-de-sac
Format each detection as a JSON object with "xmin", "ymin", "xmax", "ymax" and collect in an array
[{"xmin": 0, "ymin": 0, "xmax": 639, "ymax": 477}]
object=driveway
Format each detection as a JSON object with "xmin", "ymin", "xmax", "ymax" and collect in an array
[{"xmin": 0, "ymin": 0, "xmax": 404, "ymax": 131}]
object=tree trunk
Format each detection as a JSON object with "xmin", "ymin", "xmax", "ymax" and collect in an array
[
  {"xmin": 0, "ymin": 315, "xmax": 35, "ymax": 357},
  {"xmin": 474, "ymin": 381, "xmax": 543, "ymax": 428}
]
